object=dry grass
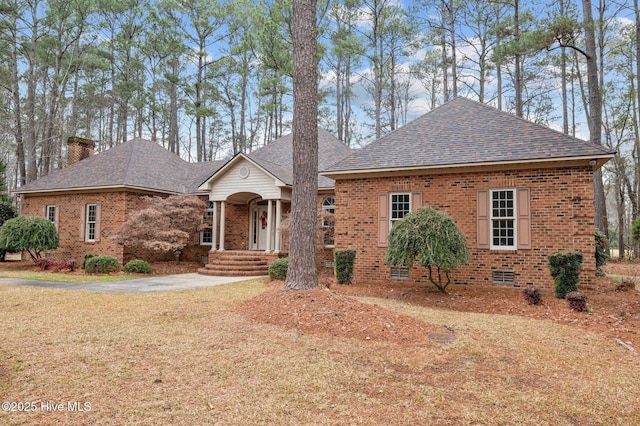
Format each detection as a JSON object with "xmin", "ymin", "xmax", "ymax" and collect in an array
[
  {"xmin": 0, "ymin": 270, "xmax": 139, "ymax": 283},
  {"xmin": 1, "ymin": 279, "xmax": 639, "ymax": 425}
]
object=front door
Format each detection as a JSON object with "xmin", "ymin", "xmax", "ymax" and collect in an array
[{"xmin": 251, "ymin": 205, "xmax": 269, "ymax": 250}]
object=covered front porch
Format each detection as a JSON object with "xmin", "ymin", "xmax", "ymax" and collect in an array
[{"xmin": 197, "ymin": 153, "xmax": 292, "ymax": 276}]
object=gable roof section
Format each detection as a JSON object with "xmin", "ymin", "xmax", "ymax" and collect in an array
[
  {"xmin": 200, "ymin": 128, "xmax": 351, "ymax": 190},
  {"xmin": 15, "ymin": 138, "xmax": 224, "ymax": 195},
  {"xmin": 323, "ymin": 97, "xmax": 615, "ymax": 177},
  {"xmin": 249, "ymin": 128, "xmax": 351, "ymax": 188}
]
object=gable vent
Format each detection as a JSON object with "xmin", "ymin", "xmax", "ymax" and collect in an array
[
  {"xmin": 390, "ymin": 266, "xmax": 409, "ymax": 280},
  {"xmin": 492, "ymin": 270, "xmax": 515, "ymax": 285}
]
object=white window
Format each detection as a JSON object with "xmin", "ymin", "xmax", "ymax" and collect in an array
[
  {"xmin": 490, "ymin": 189, "xmax": 516, "ymax": 250},
  {"xmin": 86, "ymin": 204, "xmax": 97, "ymax": 242},
  {"xmin": 390, "ymin": 193, "xmax": 411, "ymax": 228},
  {"xmin": 200, "ymin": 228, "xmax": 213, "ymax": 245},
  {"xmin": 321, "ymin": 195, "xmax": 335, "ymax": 246},
  {"xmin": 206, "ymin": 201, "xmax": 214, "ymax": 218},
  {"xmin": 46, "ymin": 205, "xmax": 56, "ymax": 223}
]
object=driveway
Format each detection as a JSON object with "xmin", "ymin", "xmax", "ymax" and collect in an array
[{"xmin": 0, "ymin": 273, "xmax": 266, "ymax": 293}]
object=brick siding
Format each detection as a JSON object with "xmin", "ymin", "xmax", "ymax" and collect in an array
[
  {"xmin": 22, "ymin": 191, "xmax": 210, "ymax": 265},
  {"xmin": 334, "ymin": 167, "xmax": 597, "ymax": 289}
]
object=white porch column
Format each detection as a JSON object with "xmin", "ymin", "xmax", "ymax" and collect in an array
[
  {"xmin": 210, "ymin": 201, "xmax": 218, "ymax": 252},
  {"xmin": 219, "ymin": 201, "xmax": 226, "ymax": 251},
  {"xmin": 275, "ymin": 199, "xmax": 282, "ymax": 253},
  {"xmin": 265, "ymin": 200, "xmax": 273, "ymax": 252}
]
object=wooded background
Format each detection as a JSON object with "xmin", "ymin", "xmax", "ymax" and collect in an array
[{"xmin": 0, "ymin": 0, "xmax": 638, "ymax": 254}]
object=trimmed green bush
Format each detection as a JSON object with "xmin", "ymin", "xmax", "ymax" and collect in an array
[
  {"xmin": 85, "ymin": 255, "xmax": 120, "ymax": 274},
  {"xmin": 269, "ymin": 257, "xmax": 288, "ymax": 280},
  {"xmin": 334, "ymin": 249, "xmax": 356, "ymax": 284},
  {"xmin": 124, "ymin": 259, "xmax": 151, "ymax": 274},
  {"xmin": 82, "ymin": 254, "xmax": 97, "ymax": 269},
  {"xmin": 548, "ymin": 251, "xmax": 583, "ymax": 299}
]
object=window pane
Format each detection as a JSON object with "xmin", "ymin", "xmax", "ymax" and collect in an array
[{"xmin": 47, "ymin": 206, "xmax": 55, "ymax": 222}]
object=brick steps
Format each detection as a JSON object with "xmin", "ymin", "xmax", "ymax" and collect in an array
[{"xmin": 198, "ymin": 250, "xmax": 282, "ymax": 277}]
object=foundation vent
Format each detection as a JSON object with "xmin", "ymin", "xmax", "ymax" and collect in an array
[
  {"xmin": 390, "ymin": 266, "xmax": 409, "ymax": 280},
  {"xmin": 492, "ymin": 270, "xmax": 515, "ymax": 285}
]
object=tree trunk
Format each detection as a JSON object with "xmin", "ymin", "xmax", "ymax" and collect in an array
[
  {"xmin": 560, "ymin": 0, "xmax": 569, "ymax": 134},
  {"xmin": 441, "ymin": 0, "xmax": 448, "ymax": 102},
  {"xmin": 284, "ymin": 0, "xmax": 318, "ymax": 290},
  {"xmin": 449, "ymin": 0, "xmax": 457, "ymax": 98},
  {"xmin": 582, "ymin": 0, "xmax": 607, "ymax": 235},
  {"xmin": 514, "ymin": 0, "xmax": 522, "ymax": 117}
]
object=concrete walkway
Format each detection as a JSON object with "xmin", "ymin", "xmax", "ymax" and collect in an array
[{"xmin": 0, "ymin": 273, "xmax": 266, "ymax": 293}]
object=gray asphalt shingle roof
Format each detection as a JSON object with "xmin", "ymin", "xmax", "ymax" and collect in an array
[
  {"xmin": 247, "ymin": 128, "xmax": 351, "ymax": 188},
  {"xmin": 324, "ymin": 97, "xmax": 614, "ymax": 174},
  {"xmin": 15, "ymin": 138, "xmax": 224, "ymax": 194}
]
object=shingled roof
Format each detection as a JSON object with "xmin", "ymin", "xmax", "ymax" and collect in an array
[
  {"xmin": 245, "ymin": 128, "xmax": 351, "ymax": 188},
  {"xmin": 15, "ymin": 138, "xmax": 224, "ymax": 195},
  {"xmin": 323, "ymin": 97, "xmax": 614, "ymax": 176}
]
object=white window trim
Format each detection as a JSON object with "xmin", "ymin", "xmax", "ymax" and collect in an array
[
  {"xmin": 321, "ymin": 195, "xmax": 335, "ymax": 247},
  {"xmin": 489, "ymin": 188, "xmax": 517, "ymax": 250},
  {"xmin": 46, "ymin": 205, "xmax": 56, "ymax": 223},
  {"xmin": 200, "ymin": 228, "xmax": 213, "ymax": 245},
  {"xmin": 85, "ymin": 204, "xmax": 97, "ymax": 242},
  {"xmin": 389, "ymin": 192, "xmax": 411, "ymax": 230}
]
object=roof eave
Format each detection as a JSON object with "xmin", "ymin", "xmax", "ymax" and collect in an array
[
  {"xmin": 14, "ymin": 184, "xmax": 184, "ymax": 196},
  {"xmin": 321, "ymin": 154, "xmax": 615, "ymax": 180}
]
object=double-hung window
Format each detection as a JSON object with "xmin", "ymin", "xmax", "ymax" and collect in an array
[
  {"xmin": 46, "ymin": 205, "xmax": 56, "ymax": 223},
  {"xmin": 86, "ymin": 204, "xmax": 97, "ymax": 242},
  {"xmin": 390, "ymin": 193, "xmax": 411, "ymax": 229},
  {"xmin": 490, "ymin": 189, "xmax": 516, "ymax": 250}
]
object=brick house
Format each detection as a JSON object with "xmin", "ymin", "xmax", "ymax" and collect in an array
[
  {"xmin": 14, "ymin": 130, "xmax": 350, "ymax": 274},
  {"xmin": 15, "ymin": 137, "xmax": 224, "ymax": 264},
  {"xmin": 322, "ymin": 97, "xmax": 614, "ymax": 288},
  {"xmin": 14, "ymin": 97, "xmax": 613, "ymax": 286}
]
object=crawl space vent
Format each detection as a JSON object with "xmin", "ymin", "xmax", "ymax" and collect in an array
[
  {"xmin": 492, "ymin": 270, "xmax": 515, "ymax": 285},
  {"xmin": 390, "ymin": 266, "xmax": 409, "ymax": 280}
]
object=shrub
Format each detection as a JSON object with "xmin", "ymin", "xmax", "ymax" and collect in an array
[
  {"xmin": 522, "ymin": 287, "xmax": 542, "ymax": 305},
  {"xmin": 548, "ymin": 251, "xmax": 583, "ymax": 299},
  {"xmin": 0, "ymin": 200, "xmax": 17, "ymax": 261},
  {"xmin": 269, "ymin": 258, "xmax": 288, "ymax": 280},
  {"xmin": 0, "ymin": 215, "xmax": 59, "ymax": 262},
  {"xmin": 64, "ymin": 259, "xmax": 77, "ymax": 271},
  {"xmin": 82, "ymin": 254, "xmax": 97, "ymax": 269},
  {"xmin": 36, "ymin": 257, "xmax": 55, "ymax": 270},
  {"xmin": 386, "ymin": 207, "xmax": 468, "ymax": 293},
  {"xmin": 566, "ymin": 291, "xmax": 588, "ymax": 312},
  {"xmin": 124, "ymin": 259, "xmax": 151, "ymax": 274},
  {"xmin": 36, "ymin": 258, "xmax": 76, "ymax": 272},
  {"xmin": 85, "ymin": 255, "xmax": 120, "ymax": 274},
  {"xmin": 334, "ymin": 249, "xmax": 356, "ymax": 284}
]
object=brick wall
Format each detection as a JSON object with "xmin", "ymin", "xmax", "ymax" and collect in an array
[
  {"xmin": 22, "ymin": 191, "xmax": 210, "ymax": 265},
  {"xmin": 22, "ymin": 192, "xmax": 127, "ymax": 262},
  {"xmin": 334, "ymin": 167, "xmax": 597, "ymax": 289}
]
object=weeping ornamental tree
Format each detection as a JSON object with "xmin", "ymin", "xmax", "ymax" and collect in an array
[
  {"xmin": 0, "ymin": 216, "xmax": 59, "ymax": 262},
  {"xmin": 385, "ymin": 207, "xmax": 468, "ymax": 293}
]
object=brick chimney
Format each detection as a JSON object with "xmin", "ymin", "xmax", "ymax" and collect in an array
[{"xmin": 67, "ymin": 136, "xmax": 95, "ymax": 166}]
